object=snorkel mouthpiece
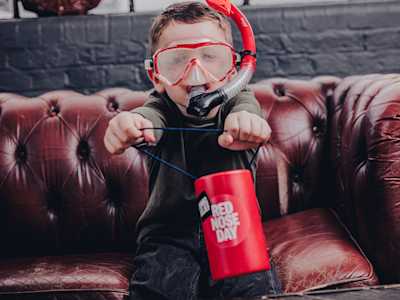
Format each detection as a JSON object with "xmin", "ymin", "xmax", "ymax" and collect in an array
[
  {"xmin": 187, "ymin": 87, "xmax": 227, "ymax": 117},
  {"xmin": 186, "ymin": 0, "xmax": 256, "ymax": 117}
]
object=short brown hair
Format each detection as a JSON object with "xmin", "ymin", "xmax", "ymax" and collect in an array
[{"xmin": 148, "ymin": 1, "xmax": 233, "ymax": 55}]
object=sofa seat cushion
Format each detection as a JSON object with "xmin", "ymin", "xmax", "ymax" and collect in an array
[
  {"xmin": 0, "ymin": 253, "xmax": 134, "ymax": 299},
  {"xmin": 264, "ymin": 208, "xmax": 379, "ymax": 293}
]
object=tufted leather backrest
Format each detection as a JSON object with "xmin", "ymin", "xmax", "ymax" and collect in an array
[
  {"xmin": 330, "ymin": 74, "xmax": 400, "ymax": 283},
  {"xmin": 0, "ymin": 79, "xmax": 337, "ymax": 257},
  {"xmin": 251, "ymin": 78, "xmax": 338, "ymax": 220},
  {"xmin": 0, "ymin": 89, "xmax": 149, "ymax": 257}
]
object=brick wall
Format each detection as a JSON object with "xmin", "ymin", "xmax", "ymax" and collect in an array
[{"xmin": 1, "ymin": 1, "xmax": 400, "ymax": 95}]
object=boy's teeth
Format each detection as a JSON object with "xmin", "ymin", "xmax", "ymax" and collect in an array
[
  {"xmin": 187, "ymin": 85, "xmax": 206, "ymax": 94},
  {"xmin": 188, "ymin": 86, "xmax": 206, "ymax": 98}
]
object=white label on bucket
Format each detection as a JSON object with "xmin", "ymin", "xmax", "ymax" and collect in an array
[
  {"xmin": 198, "ymin": 196, "xmax": 211, "ymax": 218},
  {"xmin": 210, "ymin": 200, "xmax": 240, "ymax": 243}
]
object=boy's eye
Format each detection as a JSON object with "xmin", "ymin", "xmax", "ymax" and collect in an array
[
  {"xmin": 200, "ymin": 46, "xmax": 226, "ymax": 61},
  {"xmin": 179, "ymin": 54, "xmax": 190, "ymax": 63},
  {"xmin": 202, "ymin": 53, "xmax": 217, "ymax": 60},
  {"xmin": 202, "ymin": 49, "xmax": 217, "ymax": 59},
  {"xmin": 170, "ymin": 53, "xmax": 189, "ymax": 65}
]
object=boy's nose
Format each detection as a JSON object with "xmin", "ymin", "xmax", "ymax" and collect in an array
[{"xmin": 182, "ymin": 60, "xmax": 208, "ymax": 86}]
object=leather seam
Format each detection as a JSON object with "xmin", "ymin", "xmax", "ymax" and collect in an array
[
  {"xmin": 0, "ymin": 288, "xmax": 129, "ymax": 295},
  {"xmin": 329, "ymin": 208, "xmax": 377, "ymax": 281}
]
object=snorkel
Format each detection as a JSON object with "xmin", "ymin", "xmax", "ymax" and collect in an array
[{"xmin": 186, "ymin": 0, "xmax": 256, "ymax": 117}]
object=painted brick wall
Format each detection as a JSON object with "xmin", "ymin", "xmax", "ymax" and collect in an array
[{"xmin": 1, "ymin": 1, "xmax": 400, "ymax": 95}]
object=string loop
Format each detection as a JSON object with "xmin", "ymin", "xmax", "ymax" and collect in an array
[{"xmin": 132, "ymin": 127, "xmax": 262, "ymax": 180}]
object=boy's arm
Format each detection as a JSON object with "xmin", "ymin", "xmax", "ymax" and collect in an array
[
  {"xmin": 218, "ymin": 89, "xmax": 271, "ymax": 151},
  {"xmin": 226, "ymin": 89, "xmax": 263, "ymax": 117},
  {"xmin": 131, "ymin": 94, "xmax": 168, "ymax": 142},
  {"xmin": 104, "ymin": 93, "xmax": 167, "ymax": 155}
]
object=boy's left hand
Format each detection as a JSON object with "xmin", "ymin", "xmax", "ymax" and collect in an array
[{"xmin": 218, "ymin": 111, "xmax": 271, "ymax": 151}]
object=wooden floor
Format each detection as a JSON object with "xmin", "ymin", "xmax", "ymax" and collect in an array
[{"xmin": 237, "ymin": 284, "xmax": 400, "ymax": 300}]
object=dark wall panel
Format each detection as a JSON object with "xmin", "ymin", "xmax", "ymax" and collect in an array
[{"xmin": 1, "ymin": 1, "xmax": 400, "ymax": 95}]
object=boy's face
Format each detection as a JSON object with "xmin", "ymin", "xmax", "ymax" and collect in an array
[{"xmin": 150, "ymin": 21, "xmax": 235, "ymax": 115}]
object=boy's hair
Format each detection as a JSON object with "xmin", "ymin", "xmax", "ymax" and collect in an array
[{"xmin": 149, "ymin": 1, "xmax": 233, "ymax": 55}]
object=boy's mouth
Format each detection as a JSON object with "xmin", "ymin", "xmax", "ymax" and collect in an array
[{"xmin": 186, "ymin": 84, "xmax": 210, "ymax": 94}]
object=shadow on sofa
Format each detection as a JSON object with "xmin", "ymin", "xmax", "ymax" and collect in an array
[{"xmin": 1, "ymin": 74, "xmax": 399, "ymax": 299}]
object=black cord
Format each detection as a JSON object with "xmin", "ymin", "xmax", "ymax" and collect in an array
[{"xmin": 134, "ymin": 127, "xmax": 263, "ymax": 180}]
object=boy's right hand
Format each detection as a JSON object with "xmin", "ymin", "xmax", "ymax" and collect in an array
[{"xmin": 104, "ymin": 112, "xmax": 156, "ymax": 154}]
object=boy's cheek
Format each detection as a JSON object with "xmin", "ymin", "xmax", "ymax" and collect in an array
[
  {"xmin": 205, "ymin": 77, "xmax": 231, "ymax": 94},
  {"xmin": 165, "ymin": 86, "xmax": 188, "ymax": 106}
]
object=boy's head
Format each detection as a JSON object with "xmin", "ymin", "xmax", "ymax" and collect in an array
[
  {"xmin": 149, "ymin": 2, "xmax": 232, "ymax": 56},
  {"xmin": 145, "ymin": 1, "xmax": 237, "ymax": 115}
]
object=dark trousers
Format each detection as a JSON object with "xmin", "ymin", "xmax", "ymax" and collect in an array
[
  {"xmin": 130, "ymin": 137, "xmax": 281, "ymax": 299},
  {"xmin": 129, "ymin": 230, "xmax": 281, "ymax": 300}
]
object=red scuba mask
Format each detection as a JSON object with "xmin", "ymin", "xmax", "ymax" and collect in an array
[{"xmin": 145, "ymin": 41, "xmax": 239, "ymax": 86}]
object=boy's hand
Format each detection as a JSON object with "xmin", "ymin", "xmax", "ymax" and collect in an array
[
  {"xmin": 104, "ymin": 112, "xmax": 156, "ymax": 154},
  {"xmin": 218, "ymin": 111, "xmax": 271, "ymax": 151}
]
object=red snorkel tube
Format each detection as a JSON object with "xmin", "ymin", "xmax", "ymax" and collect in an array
[{"xmin": 186, "ymin": 0, "xmax": 256, "ymax": 117}]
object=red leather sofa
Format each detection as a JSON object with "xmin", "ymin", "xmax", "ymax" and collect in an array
[{"xmin": 1, "ymin": 74, "xmax": 398, "ymax": 299}]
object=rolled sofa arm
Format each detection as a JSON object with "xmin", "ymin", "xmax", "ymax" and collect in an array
[{"xmin": 331, "ymin": 74, "xmax": 400, "ymax": 283}]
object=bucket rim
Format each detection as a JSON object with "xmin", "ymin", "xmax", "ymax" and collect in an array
[{"xmin": 195, "ymin": 169, "xmax": 251, "ymax": 182}]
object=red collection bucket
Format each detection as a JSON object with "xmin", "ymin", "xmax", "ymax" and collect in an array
[{"xmin": 195, "ymin": 169, "xmax": 270, "ymax": 280}]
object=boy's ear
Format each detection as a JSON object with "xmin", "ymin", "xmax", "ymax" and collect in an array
[
  {"xmin": 146, "ymin": 71, "xmax": 165, "ymax": 94},
  {"xmin": 145, "ymin": 59, "xmax": 166, "ymax": 93},
  {"xmin": 148, "ymin": 72, "xmax": 166, "ymax": 94}
]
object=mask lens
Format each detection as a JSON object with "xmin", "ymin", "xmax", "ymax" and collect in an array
[
  {"xmin": 156, "ymin": 48, "xmax": 191, "ymax": 85},
  {"xmin": 198, "ymin": 44, "xmax": 233, "ymax": 79},
  {"xmin": 154, "ymin": 43, "xmax": 235, "ymax": 85}
]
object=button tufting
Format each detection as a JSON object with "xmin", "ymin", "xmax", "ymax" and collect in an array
[
  {"xmin": 312, "ymin": 119, "xmax": 326, "ymax": 137},
  {"xmin": 106, "ymin": 178, "xmax": 123, "ymax": 211},
  {"xmin": 15, "ymin": 144, "xmax": 27, "ymax": 163},
  {"xmin": 107, "ymin": 198, "xmax": 122, "ymax": 210},
  {"xmin": 46, "ymin": 187, "xmax": 61, "ymax": 220},
  {"xmin": 48, "ymin": 211, "xmax": 57, "ymax": 222},
  {"xmin": 292, "ymin": 173, "xmax": 301, "ymax": 183},
  {"xmin": 107, "ymin": 97, "xmax": 119, "ymax": 112},
  {"xmin": 339, "ymin": 94, "xmax": 346, "ymax": 105},
  {"xmin": 274, "ymin": 85, "xmax": 286, "ymax": 97},
  {"xmin": 48, "ymin": 103, "xmax": 60, "ymax": 117},
  {"xmin": 77, "ymin": 140, "xmax": 91, "ymax": 160},
  {"xmin": 291, "ymin": 167, "xmax": 304, "ymax": 183}
]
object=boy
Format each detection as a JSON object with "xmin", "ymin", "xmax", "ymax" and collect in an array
[{"xmin": 104, "ymin": 2, "xmax": 281, "ymax": 299}]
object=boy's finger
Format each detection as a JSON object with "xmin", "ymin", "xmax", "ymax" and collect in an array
[
  {"xmin": 104, "ymin": 134, "xmax": 114, "ymax": 154},
  {"xmin": 109, "ymin": 118, "xmax": 130, "ymax": 144},
  {"xmin": 218, "ymin": 132, "xmax": 234, "ymax": 148},
  {"xmin": 225, "ymin": 114, "xmax": 239, "ymax": 140},
  {"xmin": 132, "ymin": 137, "xmax": 145, "ymax": 146},
  {"xmin": 118, "ymin": 113, "xmax": 143, "ymax": 140},
  {"xmin": 247, "ymin": 117, "xmax": 262, "ymax": 143},
  {"xmin": 238, "ymin": 113, "xmax": 251, "ymax": 141},
  {"xmin": 221, "ymin": 140, "xmax": 259, "ymax": 151},
  {"xmin": 104, "ymin": 132, "xmax": 125, "ymax": 154},
  {"xmin": 139, "ymin": 118, "xmax": 156, "ymax": 143},
  {"xmin": 261, "ymin": 121, "xmax": 272, "ymax": 143}
]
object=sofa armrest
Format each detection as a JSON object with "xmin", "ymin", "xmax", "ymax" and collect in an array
[{"xmin": 331, "ymin": 74, "xmax": 400, "ymax": 283}]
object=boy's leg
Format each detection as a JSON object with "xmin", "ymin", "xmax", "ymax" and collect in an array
[{"xmin": 129, "ymin": 234, "xmax": 202, "ymax": 300}]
